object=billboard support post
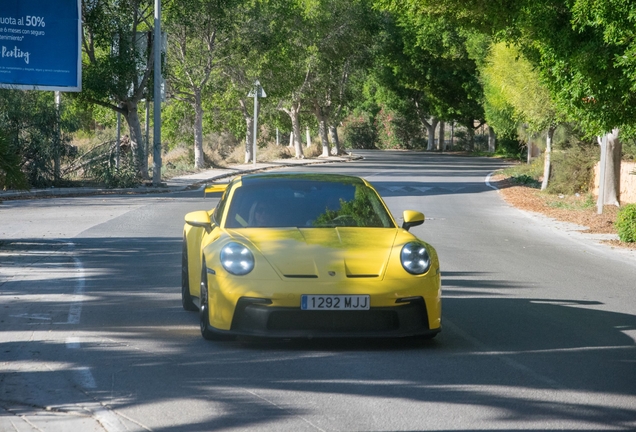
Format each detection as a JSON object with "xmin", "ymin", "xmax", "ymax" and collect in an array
[{"xmin": 152, "ymin": 0, "xmax": 162, "ymax": 186}]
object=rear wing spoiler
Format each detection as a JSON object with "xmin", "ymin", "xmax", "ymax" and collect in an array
[{"xmin": 204, "ymin": 183, "xmax": 229, "ymax": 197}]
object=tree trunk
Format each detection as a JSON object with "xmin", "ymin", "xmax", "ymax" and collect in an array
[
  {"xmin": 239, "ymin": 99, "xmax": 254, "ymax": 163},
  {"xmin": 488, "ymin": 127, "xmax": 496, "ymax": 153},
  {"xmin": 437, "ymin": 121, "xmax": 445, "ymax": 151},
  {"xmin": 329, "ymin": 125, "xmax": 340, "ymax": 155},
  {"xmin": 540, "ymin": 125, "xmax": 555, "ymax": 191},
  {"xmin": 282, "ymin": 101, "xmax": 304, "ymax": 158},
  {"xmin": 313, "ymin": 104, "xmax": 330, "ymax": 157},
  {"xmin": 465, "ymin": 125, "xmax": 475, "ymax": 151},
  {"xmin": 123, "ymin": 100, "xmax": 149, "ymax": 179},
  {"xmin": 245, "ymin": 117, "xmax": 254, "ymax": 163},
  {"xmin": 599, "ymin": 128, "xmax": 622, "ymax": 206},
  {"xmin": 425, "ymin": 117, "xmax": 438, "ymax": 151},
  {"xmin": 193, "ymin": 90, "xmax": 205, "ymax": 169}
]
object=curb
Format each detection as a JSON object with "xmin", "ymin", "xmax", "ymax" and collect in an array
[{"xmin": 0, "ymin": 155, "xmax": 362, "ymax": 201}]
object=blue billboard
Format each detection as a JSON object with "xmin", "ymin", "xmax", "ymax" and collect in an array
[{"xmin": 0, "ymin": 0, "xmax": 81, "ymax": 91}]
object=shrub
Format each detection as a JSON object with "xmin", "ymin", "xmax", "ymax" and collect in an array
[
  {"xmin": 85, "ymin": 150, "xmax": 141, "ymax": 189},
  {"xmin": 512, "ymin": 174, "xmax": 541, "ymax": 188},
  {"xmin": 342, "ymin": 115, "xmax": 377, "ymax": 149},
  {"xmin": 615, "ymin": 204, "xmax": 636, "ymax": 243},
  {"xmin": 501, "ymin": 157, "xmax": 544, "ymax": 185},
  {"xmin": 546, "ymin": 144, "xmax": 599, "ymax": 195},
  {"xmin": 495, "ymin": 137, "xmax": 524, "ymax": 159},
  {"xmin": 374, "ymin": 108, "xmax": 425, "ymax": 150}
]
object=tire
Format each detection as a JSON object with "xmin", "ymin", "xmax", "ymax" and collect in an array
[
  {"xmin": 199, "ymin": 260, "xmax": 234, "ymax": 341},
  {"xmin": 181, "ymin": 237, "xmax": 197, "ymax": 312}
]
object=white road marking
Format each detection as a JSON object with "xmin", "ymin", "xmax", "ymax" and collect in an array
[
  {"xmin": 485, "ymin": 172, "xmax": 498, "ymax": 190},
  {"xmin": 9, "ymin": 313, "xmax": 51, "ymax": 320},
  {"xmin": 67, "ymin": 253, "xmax": 85, "ymax": 325},
  {"xmin": 66, "ymin": 337, "xmax": 81, "ymax": 349}
]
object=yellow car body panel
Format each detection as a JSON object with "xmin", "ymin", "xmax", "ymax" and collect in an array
[{"xmin": 183, "ymin": 173, "xmax": 442, "ymax": 339}]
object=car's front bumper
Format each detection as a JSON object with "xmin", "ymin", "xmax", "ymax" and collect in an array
[{"xmin": 203, "ymin": 296, "xmax": 441, "ymax": 339}]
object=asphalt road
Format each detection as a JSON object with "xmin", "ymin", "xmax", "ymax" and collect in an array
[{"xmin": 1, "ymin": 150, "xmax": 635, "ymax": 431}]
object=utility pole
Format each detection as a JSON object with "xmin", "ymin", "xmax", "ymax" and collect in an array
[{"xmin": 247, "ymin": 80, "xmax": 266, "ymax": 167}]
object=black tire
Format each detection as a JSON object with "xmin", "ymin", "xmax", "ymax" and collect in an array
[
  {"xmin": 181, "ymin": 237, "xmax": 197, "ymax": 311},
  {"xmin": 199, "ymin": 260, "xmax": 234, "ymax": 341}
]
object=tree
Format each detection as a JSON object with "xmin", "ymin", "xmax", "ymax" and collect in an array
[
  {"xmin": 80, "ymin": 0, "xmax": 155, "ymax": 179},
  {"xmin": 0, "ymin": 90, "xmax": 73, "ymax": 188},
  {"xmin": 371, "ymin": 9, "xmax": 484, "ymax": 150},
  {"xmin": 482, "ymin": 42, "xmax": 559, "ymax": 189},
  {"xmin": 388, "ymin": 0, "xmax": 636, "ymax": 203},
  {"xmin": 216, "ymin": 0, "xmax": 306, "ymax": 162},
  {"xmin": 0, "ymin": 131, "xmax": 27, "ymax": 190},
  {"xmin": 164, "ymin": 0, "xmax": 241, "ymax": 169},
  {"xmin": 303, "ymin": 0, "xmax": 380, "ymax": 156}
]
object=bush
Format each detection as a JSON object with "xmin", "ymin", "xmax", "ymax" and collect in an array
[
  {"xmin": 615, "ymin": 204, "xmax": 636, "ymax": 243},
  {"xmin": 85, "ymin": 151, "xmax": 141, "ymax": 189},
  {"xmin": 495, "ymin": 137, "xmax": 524, "ymax": 159},
  {"xmin": 546, "ymin": 144, "xmax": 599, "ymax": 195},
  {"xmin": 512, "ymin": 174, "xmax": 541, "ymax": 188},
  {"xmin": 374, "ymin": 108, "xmax": 425, "ymax": 150},
  {"xmin": 342, "ymin": 115, "xmax": 377, "ymax": 149},
  {"xmin": 501, "ymin": 157, "xmax": 544, "ymax": 186}
]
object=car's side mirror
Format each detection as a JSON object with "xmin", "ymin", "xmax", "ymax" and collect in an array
[
  {"xmin": 402, "ymin": 210, "xmax": 424, "ymax": 231},
  {"xmin": 185, "ymin": 210, "xmax": 213, "ymax": 232},
  {"xmin": 204, "ymin": 183, "xmax": 229, "ymax": 197}
]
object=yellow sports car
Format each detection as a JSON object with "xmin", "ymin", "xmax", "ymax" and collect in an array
[{"xmin": 182, "ymin": 173, "xmax": 441, "ymax": 340}]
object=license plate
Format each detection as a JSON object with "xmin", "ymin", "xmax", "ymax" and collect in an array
[{"xmin": 301, "ymin": 295, "xmax": 370, "ymax": 310}]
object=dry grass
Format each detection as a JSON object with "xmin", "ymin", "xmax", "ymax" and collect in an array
[{"xmin": 491, "ymin": 173, "xmax": 636, "ymax": 250}]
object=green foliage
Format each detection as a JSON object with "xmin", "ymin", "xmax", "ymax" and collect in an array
[
  {"xmin": 623, "ymin": 138, "xmax": 636, "ymax": 161},
  {"xmin": 313, "ymin": 188, "xmax": 384, "ymax": 227},
  {"xmin": 374, "ymin": 108, "xmax": 426, "ymax": 149},
  {"xmin": 482, "ymin": 43, "xmax": 557, "ymax": 133},
  {"xmin": 494, "ymin": 136, "xmax": 525, "ymax": 159},
  {"xmin": 162, "ymin": 100, "xmax": 196, "ymax": 151},
  {"xmin": 342, "ymin": 115, "xmax": 377, "ymax": 149},
  {"xmin": 615, "ymin": 204, "xmax": 636, "ymax": 243},
  {"xmin": 546, "ymin": 144, "xmax": 599, "ymax": 195},
  {"xmin": 547, "ymin": 194, "xmax": 595, "ymax": 210},
  {"xmin": 0, "ymin": 132, "xmax": 27, "ymax": 190},
  {"xmin": 511, "ymin": 174, "xmax": 541, "ymax": 188},
  {"xmin": 372, "ymin": 9, "xmax": 484, "ymax": 125},
  {"xmin": 85, "ymin": 152, "xmax": 141, "ymax": 189},
  {"xmin": 0, "ymin": 90, "xmax": 79, "ymax": 188},
  {"xmin": 501, "ymin": 157, "xmax": 544, "ymax": 182}
]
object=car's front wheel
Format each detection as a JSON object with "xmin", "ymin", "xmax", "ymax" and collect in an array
[
  {"xmin": 181, "ymin": 237, "xmax": 197, "ymax": 311},
  {"xmin": 199, "ymin": 260, "xmax": 234, "ymax": 341}
]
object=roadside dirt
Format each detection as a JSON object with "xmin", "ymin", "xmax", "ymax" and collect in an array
[{"xmin": 490, "ymin": 174, "xmax": 636, "ymax": 250}]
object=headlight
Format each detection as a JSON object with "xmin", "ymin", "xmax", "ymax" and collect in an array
[
  {"xmin": 400, "ymin": 242, "xmax": 431, "ymax": 275},
  {"xmin": 220, "ymin": 242, "xmax": 255, "ymax": 275}
]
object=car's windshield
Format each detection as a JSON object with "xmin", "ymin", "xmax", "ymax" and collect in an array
[{"xmin": 224, "ymin": 178, "xmax": 395, "ymax": 228}]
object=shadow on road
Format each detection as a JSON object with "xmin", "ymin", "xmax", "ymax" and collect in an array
[{"xmin": 1, "ymin": 234, "xmax": 635, "ymax": 430}]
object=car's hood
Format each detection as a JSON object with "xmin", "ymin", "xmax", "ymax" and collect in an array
[{"xmin": 229, "ymin": 228, "xmax": 399, "ymax": 278}]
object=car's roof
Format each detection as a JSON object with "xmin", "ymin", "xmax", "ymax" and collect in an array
[{"xmin": 236, "ymin": 172, "xmax": 368, "ymax": 185}]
